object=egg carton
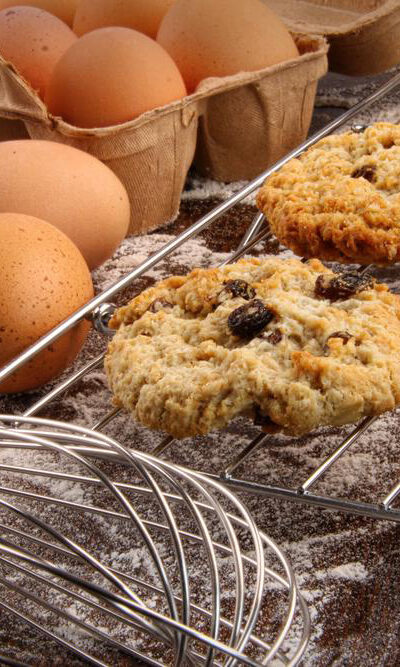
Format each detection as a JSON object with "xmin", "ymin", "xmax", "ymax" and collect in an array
[
  {"xmin": 0, "ymin": 32, "xmax": 327, "ymax": 235},
  {"xmin": 2, "ymin": 70, "xmax": 400, "ymax": 526},
  {"xmin": 265, "ymin": 0, "xmax": 400, "ymax": 77}
]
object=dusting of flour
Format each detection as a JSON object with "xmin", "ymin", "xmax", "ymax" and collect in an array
[{"xmin": 2, "ymin": 73, "xmax": 400, "ymax": 666}]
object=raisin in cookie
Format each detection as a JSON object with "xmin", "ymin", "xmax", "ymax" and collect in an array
[
  {"xmin": 257, "ymin": 122, "xmax": 400, "ymax": 265},
  {"xmin": 104, "ymin": 257, "xmax": 400, "ymax": 439}
]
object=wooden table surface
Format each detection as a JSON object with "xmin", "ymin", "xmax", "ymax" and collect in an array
[{"xmin": 2, "ymin": 68, "xmax": 400, "ymax": 666}]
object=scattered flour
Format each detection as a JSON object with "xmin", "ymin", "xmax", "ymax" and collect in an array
[
  {"xmin": 2, "ymin": 72, "xmax": 400, "ymax": 666},
  {"xmin": 315, "ymin": 562, "xmax": 369, "ymax": 582}
]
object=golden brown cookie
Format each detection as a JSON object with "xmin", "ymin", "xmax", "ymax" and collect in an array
[
  {"xmin": 105, "ymin": 257, "xmax": 400, "ymax": 439},
  {"xmin": 257, "ymin": 122, "xmax": 400, "ymax": 264}
]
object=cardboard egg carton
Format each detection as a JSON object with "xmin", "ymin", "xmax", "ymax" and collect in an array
[
  {"xmin": 0, "ymin": 33, "xmax": 327, "ymax": 235},
  {"xmin": 264, "ymin": 0, "xmax": 400, "ymax": 76}
]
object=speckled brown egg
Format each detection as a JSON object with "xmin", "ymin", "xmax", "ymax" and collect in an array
[
  {"xmin": 45, "ymin": 27, "xmax": 187, "ymax": 128},
  {"xmin": 0, "ymin": 6, "xmax": 77, "ymax": 97},
  {"xmin": 0, "ymin": 0, "xmax": 80, "ymax": 26},
  {"xmin": 74, "ymin": 0, "xmax": 176, "ymax": 39},
  {"xmin": 157, "ymin": 0, "xmax": 299, "ymax": 93},
  {"xmin": 0, "ymin": 140, "xmax": 131, "ymax": 270},
  {"xmin": 0, "ymin": 213, "xmax": 94, "ymax": 393}
]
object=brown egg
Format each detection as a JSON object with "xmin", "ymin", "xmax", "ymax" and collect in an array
[
  {"xmin": 74, "ymin": 0, "xmax": 176, "ymax": 39},
  {"xmin": 45, "ymin": 27, "xmax": 187, "ymax": 128},
  {"xmin": 157, "ymin": 0, "xmax": 299, "ymax": 93},
  {"xmin": 0, "ymin": 140, "xmax": 130, "ymax": 270},
  {"xmin": 0, "ymin": 0, "xmax": 80, "ymax": 26},
  {"xmin": 0, "ymin": 213, "xmax": 94, "ymax": 394},
  {"xmin": 0, "ymin": 6, "xmax": 76, "ymax": 98}
]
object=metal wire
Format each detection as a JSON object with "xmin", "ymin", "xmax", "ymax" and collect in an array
[
  {"xmin": 2, "ymin": 70, "xmax": 400, "ymax": 386},
  {"xmin": 0, "ymin": 415, "xmax": 310, "ymax": 666},
  {"xmin": 2, "ymin": 71, "xmax": 400, "ymax": 541}
]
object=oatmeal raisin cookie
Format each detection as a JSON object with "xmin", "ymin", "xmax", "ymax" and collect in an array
[
  {"xmin": 257, "ymin": 122, "xmax": 400, "ymax": 264},
  {"xmin": 105, "ymin": 257, "xmax": 400, "ymax": 439}
]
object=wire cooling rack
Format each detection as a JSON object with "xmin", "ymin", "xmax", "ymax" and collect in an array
[
  {"xmin": 0, "ymin": 415, "xmax": 310, "ymax": 665},
  {"xmin": 2, "ymin": 71, "xmax": 400, "ymax": 527}
]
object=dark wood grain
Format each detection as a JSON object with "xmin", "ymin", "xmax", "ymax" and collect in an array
[{"xmin": 2, "ymin": 69, "xmax": 400, "ymax": 665}]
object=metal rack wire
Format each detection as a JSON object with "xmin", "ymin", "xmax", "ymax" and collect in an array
[
  {"xmin": 0, "ymin": 415, "xmax": 310, "ymax": 665},
  {"xmin": 2, "ymin": 70, "xmax": 400, "ymax": 527}
]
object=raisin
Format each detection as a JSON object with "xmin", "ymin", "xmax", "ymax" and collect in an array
[
  {"xmin": 267, "ymin": 329, "xmax": 283, "ymax": 345},
  {"xmin": 315, "ymin": 272, "xmax": 373, "ymax": 301},
  {"xmin": 323, "ymin": 330, "xmax": 352, "ymax": 353},
  {"xmin": 351, "ymin": 165, "xmax": 376, "ymax": 182},
  {"xmin": 147, "ymin": 299, "xmax": 173, "ymax": 313},
  {"xmin": 258, "ymin": 328, "xmax": 283, "ymax": 345},
  {"xmin": 217, "ymin": 279, "xmax": 256, "ymax": 304},
  {"xmin": 228, "ymin": 299, "xmax": 275, "ymax": 338}
]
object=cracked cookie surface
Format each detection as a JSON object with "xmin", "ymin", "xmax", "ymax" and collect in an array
[
  {"xmin": 104, "ymin": 257, "xmax": 400, "ymax": 439},
  {"xmin": 257, "ymin": 122, "xmax": 400, "ymax": 265}
]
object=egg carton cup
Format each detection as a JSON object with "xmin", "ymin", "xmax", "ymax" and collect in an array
[
  {"xmin": 0, "ymin": 33, "xmax": 327, "ymax": 235},
  {"xmin": 265, "ymin": 0, "xmax": 400, "ymax": 76}
]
